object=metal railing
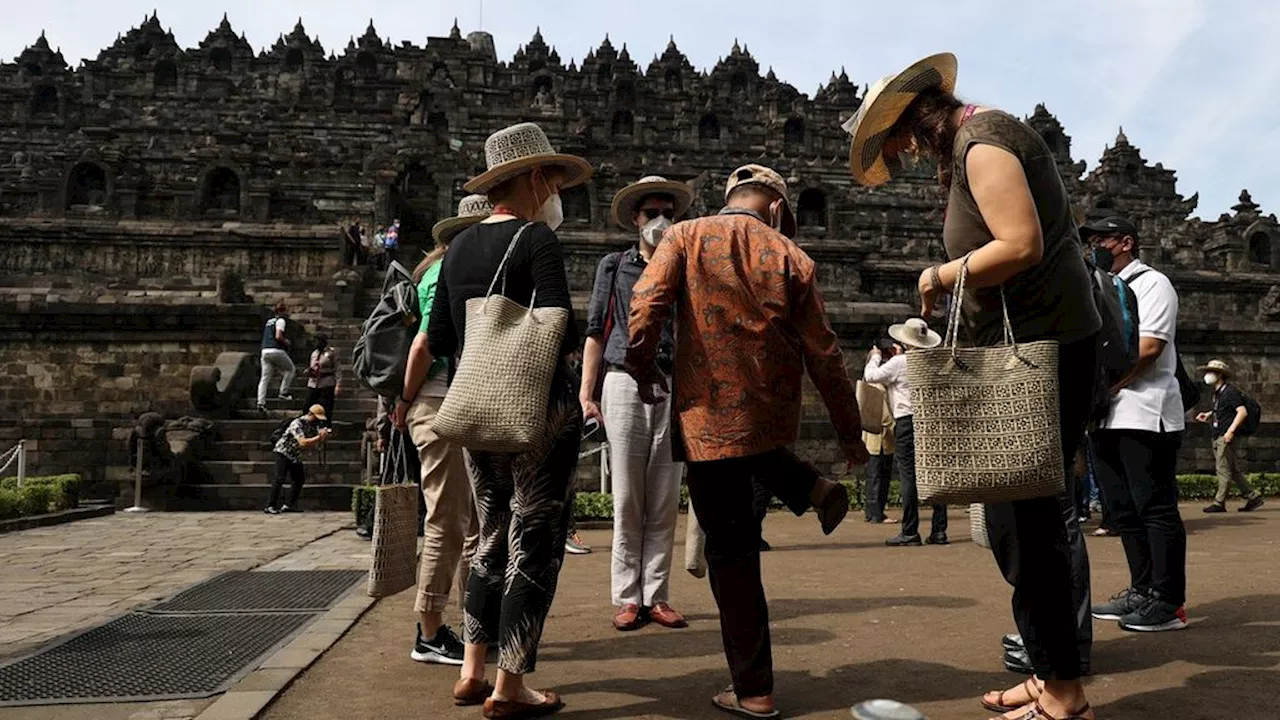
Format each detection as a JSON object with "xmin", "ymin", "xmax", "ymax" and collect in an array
[
  {"xmin": 0, "ymin": 440, "xmax": 24, "ymax": 483},
  {"xmin": 578, "ymin": 442, "xmax": 611, "ymax": 493}
]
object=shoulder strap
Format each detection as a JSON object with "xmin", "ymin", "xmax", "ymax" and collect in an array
[
  {"xmin": 484, "ymin": 222, "xmax": 536, "ymax": 299},
  {"xmin": 601, "ymin": 252, "xmax": 625, "ymax": 339},
  {"xmin": 1126, "ymin": 268, "xmax": 1151, "ymax": 283}
]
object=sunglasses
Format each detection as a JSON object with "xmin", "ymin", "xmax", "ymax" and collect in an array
[{"xmin": 641, "ymin": 208, "xmax": 675, "ymax": 221}]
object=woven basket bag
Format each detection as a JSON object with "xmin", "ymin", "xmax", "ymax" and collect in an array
[
  {"xmin": 367, "ymin": 430, "xmax": 419, "ymax": 598},
  {"xmin": 905, "ymin": 254, "xmax": 1065, "ymax": 506},
  {"xmin": 969, "ymin": 503, "xmax": 991, "ymax": 549},
  {"xmin": 432, "ymin": 223, "xmax": 569, "ymax": 454}
]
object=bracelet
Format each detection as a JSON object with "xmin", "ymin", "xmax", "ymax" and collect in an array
[{"xmin": 929, "ymin": 265, "xmax": 946, "ymax": 294}]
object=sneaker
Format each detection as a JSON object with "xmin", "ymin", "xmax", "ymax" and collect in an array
[
  {"xmin": 257, "ymin": 403, "xmax": 269, "ymax": 416},
  {"xmin": 1118, "ymin": 596, "xmax": 1188, "ymax": 632},
  {"xmin": 280, "ymin": 505, "xmax": 302, "ymax": 513},
  {"xmin": 279, "ymin": 393, "xmax": 296, "ymax": 401},
  {"xmin": 263, "ymin": 506, "xmax": 280, "ymax": 515},
  {"xmin": 1202, "ymin": 502, "xmax": 1227, "ymax": 514},
  {"xmin": 565, "ymin": 531, "xmax": 592, "ymax": 555},
  {"xmin": 1241, "ymin": 496, "xmax": 1265, "ymax": 512},
  {"xmin": 1092, "ymin": 587, "xmax": 1148, "ymax": 621},
  {"xmin": 885, "ymin": 534, "xmax": 923, "ymax": 547},
  {"xmin": 411, "ymin": 623, "xmax": 465, "ymax": 665}
]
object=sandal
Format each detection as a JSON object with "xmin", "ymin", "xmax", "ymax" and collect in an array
[
  {"xmin": 993, "ymin": 700, "xmax": 1093, "ymax": 720},
  {"xmin": 981, "ymin": 678, "xmax": 1041, "ymax": 713},
  {"xmin": 712, "ymin": 686, "xmax": 780, "ymax": 719}
]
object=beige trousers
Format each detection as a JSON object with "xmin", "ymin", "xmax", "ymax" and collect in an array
[{"xmin": 408, "ymin": 395, "xmax": 479, "ymax": 614}]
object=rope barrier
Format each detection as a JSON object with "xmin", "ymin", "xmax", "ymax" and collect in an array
[{"xmin": 0, "ymin": 442, "xmax": 21, "ymax": 476}]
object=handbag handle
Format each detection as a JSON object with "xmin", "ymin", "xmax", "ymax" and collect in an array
[
  {"xmin": 481, "ymin": 222, "xmax": 545, "ymax": 322},
  {"xmin": 943, "ymin": 252, "xmax": 1031, "ymax": 366},
  {"xmin": 378, "ymin": 429, "xmax": 414, "ymax": 486}
]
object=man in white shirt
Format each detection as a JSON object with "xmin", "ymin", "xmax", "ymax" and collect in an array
[
  {"xmin": 864, "ymin": 318, "xmax": 947, "ymax": 546},
  {"xmin": 1081, "ymin": 215, "xmax": 1189, "ymax": 633}
]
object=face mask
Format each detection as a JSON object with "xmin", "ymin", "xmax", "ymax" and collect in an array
[
  {"xmin": 1204, "ymin": 373, "xmax": 1219, "ymax": 386},
  {"xmin": 535, "ymin": 176, "xmax": 563, "ymax": 231},
  {"xmin": 1089, "ymin": 245, "xmax": 1115, "ymax": 273},
  {"xmin": 640, "ymin": 216, "xmax": 671, "ymax": 247}
]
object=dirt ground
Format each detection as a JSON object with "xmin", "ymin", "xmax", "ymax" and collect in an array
[{"xmin": 263, "ymin": 503, "xmax": 1280, "ymax": 720}]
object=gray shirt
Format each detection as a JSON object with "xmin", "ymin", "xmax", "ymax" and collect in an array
[{"xmin": 585, "ymin": 247, "xmax": 674, "ymax": 370}]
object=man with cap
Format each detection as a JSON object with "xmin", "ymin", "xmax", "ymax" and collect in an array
[
  {"xmin": 627, "ymin": 164, "xmax": 867, "ymax": 719},
  {"xmin": 265, "ymin": 404, "xmax": 330, "ymax": 514},
  {"xmin": 1196, "ymin": 359, "xmax": 1265, "ymax": 513},
  {"xmin": 580, "ymin": 176, "xmax": 694, "ymax": 632},
  {"xmin": 864, "ymin": 318, "xmax": 948, "ymax": 546},
  {"xmin": 1081, "ymin": 214, "xmax": 1191, "ymax": 633}
]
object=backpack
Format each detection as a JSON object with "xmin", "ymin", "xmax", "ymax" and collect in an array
[
  {"xmin": 352, "ymin": 261, "xmax": 420, "ymax": 399},
  {"xmin": 266, "ymin": 417, "xmax": 293, "ymax": 447},
  {"xmin": 1239, "ymin": 392, "xmax": 1263, "ymax": 436},
  {"xmin": 1087, "ymin": 265, "xmax": 1141, "ymax": 421},
  {"xmin": 1127, "ymin": 268, "xmax": 1200, "ymax": 412}
]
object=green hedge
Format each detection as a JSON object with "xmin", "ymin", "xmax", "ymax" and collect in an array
[
  {"xmin": 352, "ymin": 484, "xmax": 376, "ymax": 527},
  {"xmin": 0, "ymin": 474, "xmax": 82, "ymax": 521}
]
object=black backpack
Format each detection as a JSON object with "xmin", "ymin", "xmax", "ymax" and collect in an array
[
  {"xmin": 1127, "ymin": 268, "xmax": 1200, "ymax": 412},
  {"xmin": 352, "ymin": 261, "xmax": 420, "ymax": 399},
  {"xmin": 266, "ymin": 417, "xmax": 293, "ymax": 447},
  {"xmin": 1239, "ymin": 392, "xmax": 1263, "ymax": 436},
  {"xmin": 1088, "ymin": 265, "xmax": 1141, "ymax": 421}
]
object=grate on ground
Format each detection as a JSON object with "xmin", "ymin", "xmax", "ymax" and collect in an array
[{"xmin": 145, "ymin": 570, "xmax": 367, "ymax": 614}]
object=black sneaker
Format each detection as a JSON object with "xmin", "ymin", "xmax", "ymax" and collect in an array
[
  {"xmin": 1118, "ymin": 596, "xmax": 1188, "ymax": 632},
  {"xmin": 264, "ymin": 507, "xmax": 280, "ymax": 515},
  {"xmin": 759, "ymin": 538, "xmax": 772, "ymax": 552},
  {"xmin": 885, "ymin": 534, "xmax": 923, "ymax": 547},
  {"xmin": 280, "ymin": 505, "xmax": 302, "ymax": 513},
  {"xmin": 1092, "ymin": 587, "xmax": 1148, "ymax": 621},
  {"xmin": 411, "ymin": 624, "xmax": 465, "ymax": 665},
  {"xmin": 925, "ymin": 533, "xmax": 949, "ymax": 546},
  {"xmin": 257, "ymin": 404, "xmax": 270, "ymax": 416},
  {"xmin": 1001, "ymin": 633, "xmax": 1023, "ymax": 652},
  {"xmin": 1202, "ymin": 502, "xmax": 1227, "ymax": 514},
  {"xmin": 1241, "ymin": 497, "xmax": 1265, "ymax": 512}
]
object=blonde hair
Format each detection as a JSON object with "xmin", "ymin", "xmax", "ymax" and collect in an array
[{"xmin": 412, "ymin": 242, "xmax": 448, "ymax": 283}]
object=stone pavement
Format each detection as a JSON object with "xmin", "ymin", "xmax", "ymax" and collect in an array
[{"xmin": 0, "ymin": 512, "xmax": 350, "ymax": 660}]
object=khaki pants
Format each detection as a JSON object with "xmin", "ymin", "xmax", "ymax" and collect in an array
[
  {"xmin": 408, "ymin": 395, "xmax": 479, "ymax": 614},
  {"xmin": 1214, "ymin": 436, "xmax": 1259, "ymax": 504}
]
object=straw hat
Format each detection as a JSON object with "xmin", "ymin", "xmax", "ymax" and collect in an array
[
  {"xmin": 1197, "ymin": 359, "xmax": 1231, "ymax": 378},
  {"xmin": 842, "ymin": 53, "xmax": 958, "ymax": 187},
  {"xmin": 724, "ymin": 164, "xmax": 797, "ymax": 238},
  {"xmin": 610, "ymin": 176, "xmax": 694, "ymax": 230},
  {"xmin": 888, "ymin": 317, "xmax": 943, "ymax": 349},
  {"xmin": 432, "ymin": 194, "xmax": 494, "ymax": 244},
  {"xmin": 463, "ymin": 122, "xmax": 593, "ymax": 194}
]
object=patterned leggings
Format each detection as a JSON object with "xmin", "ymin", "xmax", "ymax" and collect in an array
[{"xmin": 462, "ymin": 373, "xmax": 582, "ymax": 675}]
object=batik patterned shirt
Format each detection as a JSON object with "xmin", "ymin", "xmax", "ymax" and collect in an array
[{"xmin": 626, "ymin": 209, "xmax": 863, "ymax": 462}]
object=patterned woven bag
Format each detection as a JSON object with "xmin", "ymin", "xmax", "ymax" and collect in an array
[
  {"xmin": 432, "ymin": 223, "xmax": 569, "ymax": 453},
  {"xmin": 970, "ymin": 503, "xmax": 991, "ymax": 549},
  {"xmin": 906, "ymin": 254, "xmax": 1064, "ymax": 505},
  {"xmin": 366, "ymin": 430, "xmax": 419, "ymax": 598}
]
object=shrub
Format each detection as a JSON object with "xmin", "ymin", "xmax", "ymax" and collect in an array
[
  {"xmin": 351, "ymin": 484, "xmax": 376, "ymax": 527},
  {"xmin": 0, "ymin": 475, "xmax": 82, "ymax": 520},
  {"xmin": 0, "ymin": 487, "xmax": 21, "ymax": 520},
  {"xmin": 573, "ymin": 492, "xmax": 614, "ymax": 520},
  {"xmin": 18, "ymin": 483, "xmax": 54, "ymax": 517},
  {"xmin": 0, "ymin": 474, "xmax": 81, "ymax": 510}
]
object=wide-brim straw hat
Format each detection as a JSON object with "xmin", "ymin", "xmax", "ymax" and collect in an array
[
  {"xmin": 888, "ymin": 317, "xmax": 943, "ymax": 349},
  {"xmin": 432, "ymin": 194, "xmax": 494, "ymax": 244},
  {"xmin": 610, "ymin": 176, "xmax": 694, "ymax": 230},
  {"xmin": 842, "ymin": 53, "xmax": 958, "ymax": 187},
  {"xmin": 1197, "ymin": 359, "xmax": 1231, "ymax": 377},
  {"xmin": 463, "ymin": 122, "xmax": 593, "ymax": 194}
]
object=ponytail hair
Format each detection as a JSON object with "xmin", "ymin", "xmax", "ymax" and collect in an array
[{"xmin": 412, "ymin": 243, "xmax": 449, "ymax": 283}]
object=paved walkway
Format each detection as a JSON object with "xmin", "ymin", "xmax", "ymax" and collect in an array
[{"xmin": 0, "ymin": 512, "xmax": 350, "ymax": 660}]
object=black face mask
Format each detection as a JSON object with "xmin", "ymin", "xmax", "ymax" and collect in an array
[{"xmin": 1089, "ymin": 245, "xmax": 1115, "ymax": 273}]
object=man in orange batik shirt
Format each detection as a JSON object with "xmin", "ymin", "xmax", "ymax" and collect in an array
[{"xmin": 627, "ymin": 164, "xmax": 868, "ymax": 720}]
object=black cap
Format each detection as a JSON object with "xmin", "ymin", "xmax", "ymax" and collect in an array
[{"xmin": 1079, "ymin": 215, "xmax": 1138, "ymax": 241}]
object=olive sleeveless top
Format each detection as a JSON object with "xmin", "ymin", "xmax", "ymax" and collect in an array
[{"xmin": 942, "ymin": 110, "xmax": 1100, "ymax": 346}]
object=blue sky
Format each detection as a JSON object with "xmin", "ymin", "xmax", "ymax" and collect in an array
[{"xmin": 5, "ymin": 0, "xmax": 1277, "ymax": 219}]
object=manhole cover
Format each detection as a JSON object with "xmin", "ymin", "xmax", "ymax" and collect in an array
[
  {"xmin": 0, "ymin": 612, "xmax": 316, "ymax": 705},
  {"xmin": 147, "ymin": 570, "xmax": 366, "ymax": 614}
]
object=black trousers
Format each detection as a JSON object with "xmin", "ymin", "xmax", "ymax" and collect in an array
[
  {"xmin": 1090, "ymin": 428, "xmax": 1187, "ymax": 605},
  {"xmin": 306, "ymin": 385, "xmax": 336, "ymax": 427},
  {"xmin": 686, "ymin": 447, "xmax": 818, "ymax": 699},
  {"xmin": 896, "ymin": 416, "xmax": 947, "ymax": 538},
  {"xmin": 864, "ymin": 452, "xmax": 893, "ymax": 522},
  {"xmin": 269, "ymin": 453, "xmax": 305, "ymax": 509},
  {"xmin": 985, "ymin": 335, "xmax": 1096, "ymax": 681}
]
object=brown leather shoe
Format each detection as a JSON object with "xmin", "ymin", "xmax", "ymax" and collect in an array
[
  {"xmin": 613, "ymin": 603, "xmax": 645, "ymax": 631},
  {"xmin": 648, "ymin": 602, "xmax": 688, "ymax": 629},
  {"xmin": 453, "ymin": 677, "xmax": 493, "ymax": 707},
  {"xmin": 811, "ymin": 477, "xmax": 850, "ymax": 535},
  {"xmin": 482, "ymin": 691, "xmax": 564, "ymax": 719}
]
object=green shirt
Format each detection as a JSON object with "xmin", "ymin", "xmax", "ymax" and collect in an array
[{"xmin": 416, "ymin": 262, "xmax": 449, "ymax": 381}]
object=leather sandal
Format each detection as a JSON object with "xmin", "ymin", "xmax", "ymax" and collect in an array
[
  {"xmin": 994, "ymin": 700, "xmax": 1093, "ymax": 720},
  {"xmin": 453, "ymin": 677, "xmax": 493, "ymax": 707},
  {"xmin": 482, "ymin": 690, "xmax": 564, "ymax": 719},
  {"xmin": 982, "ymin": 678, "xmax": 1041, "ymax": 713}
]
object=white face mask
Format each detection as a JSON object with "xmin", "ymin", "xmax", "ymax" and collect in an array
[
  {"xmin": 534, "ymin": 177, "xmax": 563, "ymax": 231},
  {"xmin": 1204, "ymin": 373, "xmax": 1219, "ymax": 386},
  {"xmin": 640, "ymin": 216, "xmax": 672, "ymax": 247}
]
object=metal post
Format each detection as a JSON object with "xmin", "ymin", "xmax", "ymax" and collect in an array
[
  {"xmin": 599, "ymin": 441, "xmax": 609, "ymax": 494},
  {"xmin": 125, "ymin": 437, "xmax": 148, "ymax": 513},
  {"xmin": 15, "ymin": 440, "xmax": 25, "ymax": 487}
]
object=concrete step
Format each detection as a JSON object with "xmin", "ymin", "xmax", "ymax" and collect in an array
[
  {"xmin": 215, "ymin": 419, "xmax": 363, "ymax": 441},
  {"xmin": 150, "ymin": 483, "xmax": 357, "ymax": 512},
  {"xmin": 201, "ymin": 460, "xmax": 365, "ymax": 485},
  {"xmin": 209, "ymin": 439, "xmax": 365, "ymax": 462},
  {"xmin": 239, "ymin": 396, "xmax": 379, "ymax": 413}
]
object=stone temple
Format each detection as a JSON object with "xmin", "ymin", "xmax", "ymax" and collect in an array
[{"xmin": 1, "ymin": 15, "xmax": 1277, "ymax": 506}]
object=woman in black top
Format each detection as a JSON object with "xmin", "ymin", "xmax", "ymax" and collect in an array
[
  {"xmin": 845, "ymin": 56, "xmax": 1098, "ymax": 720},
  {"xmin": 428, "ymin": 122, "xmax": 590, "ymax": 718}
]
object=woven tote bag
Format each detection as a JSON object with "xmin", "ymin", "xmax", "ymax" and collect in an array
[
  {"xmin": 432, "ymin": 223, "xmax": 569, "ymax": 454},
  {"xmin": 906, "ymin": 254, "xmax": 1064, "ymax": 506},
  {"xmin": 366, "ymin": 430, "xmax": 420, "ymax": 598},
  {"xmin": 970, "ymin": 503, "xmax": 991, "ymax": 549}
]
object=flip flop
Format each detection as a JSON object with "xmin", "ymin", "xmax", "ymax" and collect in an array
[
  {"xmin": 712, "ymin": 687, "xmax": 781, "ymax": 719},
  {"xmin": 982, "ymin": 678, "xmax": 1041, "ymax": 713}
]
